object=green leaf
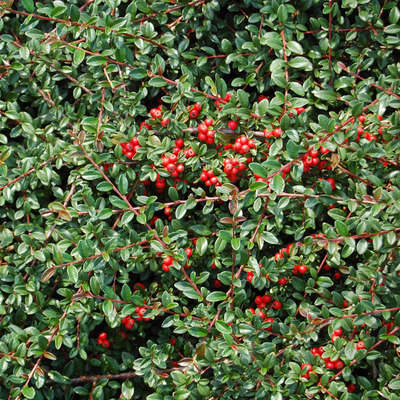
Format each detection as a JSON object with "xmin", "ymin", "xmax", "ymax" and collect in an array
[
  {"xmin": 286, "ymin": 140, "xmax": 298, "ymax": 159},
  {"xmin": 288, "ymin": 56, "xmax": 311, "ymax": 69},
  {"xmin": 87, "ymin": 56, "xmax": 108, "ymax": 66},
  {"xmin": 122, "ymin": 380, "xmax": 135, "ymax": 399},
  {"xmin": 74, "ymin": 49, "xmax": 85, "ymax": 65},
  {"xmin": 22, "ymin": 0, "xmax": 34, "ymax": 13},
  {"xmin": 221, "ymin": 38, "xmax": 233, "ymax": 53},
  {"xmin": 103, "ymin": 300, "xmax": 113, "ymax": 316},
  {"xmin": 277, "ymin": 5, "xmax": 288, "ymax": 23},
  {"xmin": 196, "ymin": 237, "xmax": 208, "ymax": 256},
  {"xmin": 231, "ymin": 238, "xmax": 240, "ymax": 251},
  {"xmin": 175, "ymin": 203, "xmax": 186, "ymax": 219},
  {"xmin": 345, "ymin": 341, "xmax": 357, "ymax": 360},
  {"xmin": 335, "ymin": 220, "xmax": 349, "ymax": 237},
  {"xmin": 168, "ymin": 187, "xmax": 179, "ymax": 201},
  {"xmin": 206, "ymin": 291, "xmax": 227, "ymax": 302},
  {"xmin": 149, "ymin": 77, "xmax": 167, "ymax": 87},
  {"xmin": 249, "ymin": 163, "xmax": 268, "ymax": 178},
  {"xmin": 286, "ymin": 41, "xmax": 304, "ymax": 54},
  {"xmin": 314, "ymin": 90, "xmax": 337, "ymax": 101},
  {"xmin": 215, "ymin": 320, "xmax": 232, "ymax": 334},
  {"xmin": 22, "ymin": 387, "xmax": 35, "ymax": 399},
  {"xmin": 188, "ymin": 327, "xmax": 208, "ymax": 337},
  {"xmin": 270, "ymin": 175, "xmax": 285, "ymax": 194},
  {"xmin": 129, "ymin": 68, "xmax": 148, "ymax": 80},
  {"xmin": 67, "ymin": 265, "xmax": 78, "ymax": 283},
  {"xmin": 192, "ymin": 225, "xmax": 212, "ymax": 236},
  {"xmin": 389, "ymin": 379, "xmax": 400, "ymax": 390}
]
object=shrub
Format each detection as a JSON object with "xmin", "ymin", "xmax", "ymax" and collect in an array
[{"xmin": 1, "ymin": 0, "xmax": 400, "ymax": 399}]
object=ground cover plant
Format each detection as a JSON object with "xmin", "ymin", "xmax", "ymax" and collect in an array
[{"xmin": 1, "ymin": 0, "xmax": 400, "ymax": 399}]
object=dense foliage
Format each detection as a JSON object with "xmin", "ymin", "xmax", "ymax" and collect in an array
[{"xmin": 1, "ymin": 0, "xmax": 400, "ymax": 399}]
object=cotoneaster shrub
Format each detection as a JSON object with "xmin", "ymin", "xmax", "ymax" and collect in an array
[{"xmin": 1, "ymin": 0, "xmax": 400, "ymax": 399}]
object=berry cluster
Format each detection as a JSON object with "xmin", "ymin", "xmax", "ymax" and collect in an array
[
  {"xmin": 120, "ymin": 137, "xmax": 140, "ymax": 159},
  {"xmin": 183, "ymin": 147, "xmax": 196, "ymax": 158},
  {"xmin": 121, "ymin": 315, "xmax": 135, "ymax": 329},
  {"xmin": 247, "ymin": 306, "xmax": 274, "ymax": 332},
  {"xmin": 150, "ymin": 105, "xmax": 163, "ymax": 119},
  {"xmin": 302, "ymin": 147, "xmax": 332, "ymax": 173},
  {"xmin": 197, "ymin": 118, "xmax": 215, "ymax": 144},
  {"xmin": 187, "ymin": 102, "xmax": 202, "ymax": 119},
  {"xmin": 161, "ymin": 153, "xmax": 184, "ymax": 178},
  {"xmin": 233, "ymin": 136, "xmax": 256, "ymax": 154},
  {"xmin": 162, "ymin": 255, "xmax": 174, "ymax": 272},
  {"xmin": 223, "ymin": 157, "xmax": 247, "ymax": 182},
  {"xmin": 274, "ymin": 244, "xmax": 292, "ymax": 261},
  {"xmin": 200, "ymin": 168, "xmax": 221, "ymax": 187},
  {"xmin": 214, "ymin": 93, "xmax": 231, "ymax": 110},
  {"xmin": 264, "ymin": 127, "xmax": 283, "ymax": 138},
  {"xmin": 97, "ymin": 332, "xmax": 110, "ymax": 348},
  {"xmin": 356, "ymin": 114, "xmax": 383, "ymax": 142},
  {"xmin": 292, "ymin": 264, "xmax": 308, "ymax": 275}
]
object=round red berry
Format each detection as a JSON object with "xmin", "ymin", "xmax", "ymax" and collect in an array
[{"xmin": 272, "ymin": 301, "xmax": 281, "ymax": 310}]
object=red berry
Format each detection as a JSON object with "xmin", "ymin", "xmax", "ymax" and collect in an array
[
  {"xmin": 333, "ymin": 272, "xmax": 341, "ymax": 280},
  {"xmin": 255, "ymin": 296, "xmax": 263, "ymax": 305},
  {"xmin": 175, "ymin": 139, "xmax": 184, "ymax": 147},
  {"xmin": 198, "ymin": 133, "xmax": 207, "ymax": 141},
  {"xmin": 263, "ymin": 294, "xmax": 272, "ymax": 303},
  {"xmin": 335, "ymin": 360, "xmax": 344, "ymax": 369},
  {"xmin": 326, "ymin": 361, "xmax": 335, "ymax": 369},
  {"xmin": 204, "ymin": 118, "xmax": 213, "ymax": 127},
  {"xmin": 356, "ymin": 341, "xmax": 365, "ymax": 350},
  {"xmin": 125, "ymin": 318, "xmax": 135, "ymax": 329},
  {"xmin": 272, "ymin": 301, "xmax": 281, "ymax": 310},
  {"xmin": 298, "ymin": 265, "xmax": 308, "ymax": 274},
  {"xmin": 98, "ymin": 332, "xmax": 107, "ymax": 341},
  {"xmin": 320, "ymin": 146, "xmax": 329, "ymax": 154},
  {"xmin": 189, "ymin": 109, "xmax": 199, "ymax": 118},
  {"xmin": 214, "ymin": 279, "xmax": 221, "ymax": 288},
  {"xmin": 176, "ymin": 164, "xmax": 184, "ymax": 173},
  {"xmin": 227, "ymin": 121, "xmax": 237, "ymax": 130},
  {"xmin": 358, "ymin": 115, "xmax": 365, "ymax": 123},
  {"xmin": 185, "ymin": 248, "xmax": 192, "ymax": 257},
  {"xmin": 257, "ymin": 311, "xmax": 266, "ymax": 319},
  {"xmin": 347, "ymin": 384, "xmax": 356, "ymax": 393},
  {"xmin": 193, "ymin": 103, "xmax": 202, "ymax": 111},
  {"xmin": 164, "ymin": 256, "xmax": 173, "ymax": 265},
  {"xmin": 311, "ymin": 348, "xmax": 320, "ymax": 357},
  {"xmin": 273, "ymin": 128, "xmax": 282, "ymax": 137},
  {"xmin": 333, "ymin": 328, "xmax": 342, "ymax": 336},
  {"xmin": 278, "ymin": 277, "xmax": 287, "ymax": 285},
  {"xmin": 295, "ymin": 107, "xmax": 305, "ymax": 115},
  {"xmin": 264, "ymin": 317, "xmax": 274, "ymax": 331}
]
